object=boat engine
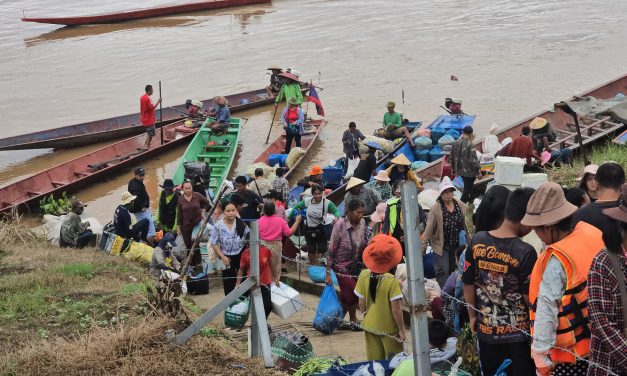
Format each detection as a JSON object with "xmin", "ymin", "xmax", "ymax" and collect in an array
[
  {"xmin": 185, "ymin": 99, "xmax": 204, "ymax": 118},
  {"xmin": 183, "ymin": 161, "xmax": 211, "ymax": 196}
]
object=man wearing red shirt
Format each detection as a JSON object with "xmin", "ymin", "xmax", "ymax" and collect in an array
[
  {"xmin": 505, "ymin": 125, "xmax": 540, "ymax": 167},
  {"xmin": 140, "ymin": 84, "xmax": 162, "ymax": 149}
]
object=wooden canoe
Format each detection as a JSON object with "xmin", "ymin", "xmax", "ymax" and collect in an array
[
  {"xmin": 0, "ymin": 86, "xmax": 308, "ymax": 151},
  {"xmin": 0, "ymin": 117, "xmax": 208, "ymax": 214},
  {"xmin": 253, "ymin": 118, "xmax": 326, "ymax": 181},
  {"xmin": 172, "ymin": 118, "xmax": 241, "ymax": 196},
  {"xmin": 21, "ymin": 0, "xmax": 272, "ymax": 26},
  {"xmin": 414, "ymin": 74, "xmax": 627, "ymax": 182}
]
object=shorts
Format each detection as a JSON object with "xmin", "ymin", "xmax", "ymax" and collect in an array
[
  {"xmin": 305, "ymin": 234, "xmax": 327, "ymax": 255},
  {"xmin": 384, "ymin": 127, "xmax": 404, "ymax": 139},
  {"xmin": 145, "ymin": 125, "xmax": 156, "ymax": 137}
]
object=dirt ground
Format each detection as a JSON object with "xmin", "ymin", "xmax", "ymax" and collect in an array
[{"xmin": 192, "ymin": 283, "xmax": 413, "ymax": 364}]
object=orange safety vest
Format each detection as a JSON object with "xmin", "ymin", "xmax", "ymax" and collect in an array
[{"xmin": 529, "ymin": 221, "xmax": 604, "ymax": 363}]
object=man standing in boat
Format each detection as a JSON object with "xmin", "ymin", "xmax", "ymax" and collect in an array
[{"xmin": 140, "ymin": 84, "xmax": 161, "ymax": 149}]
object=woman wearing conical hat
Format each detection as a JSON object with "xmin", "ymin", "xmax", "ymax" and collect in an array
[{"xmin": 385, "ymin": 154, "xmax": 423, "ymax": 190}]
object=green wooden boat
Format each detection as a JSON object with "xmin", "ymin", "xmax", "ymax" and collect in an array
[{"xmin": 173, "ymin": 117, "xmax": 241, "ymax": 197}]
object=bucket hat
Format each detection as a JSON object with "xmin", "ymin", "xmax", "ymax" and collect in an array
[
  {"xmin": 583, "ymin": 164, "xmax": 599, "ymax": 175},
  {"xmin": 363, "ymin": 234, "xmax": 403, "ymax": 274},
  {"xmin": 386, "ymin": 101, "xmax": 396, "ymax": 108},
  {"xmin": 521, "ymin": 182, "xmax": 577, "ymax": 227},
  {"xmin": 346, "ymin": 177, "xmax": 366, "ymax": 190},
  {"xmin": 438, "ymin": 176, "xmax": 457, "ymax": 196},
  {"xmin": 602, "ymin": 183, "xmax": 627, "ymax": 223},
  {"xmin": 370, "ymin": 203, "xmax": 388, "ymax": 223},
  {"xmin": 529, "ymin": 117, "xmax": 548, "ymax": 130},
  {"xmin": 390, "ymin": 154, "xmax": 411, "ymax": 166},
  {"xmin": 374, "ymin": 170, "xmax": 391, "ymax": 182},
  {"xmin": 309, "ymin": 165, "xmax": 323, "ymax": 176},
  {"xmin": 160, "ymin": 179, "xmax": 175, "ymax": 189},
  {"xmin": 121, "ymin": 191, "xmax": 137, "ymax": 205}
]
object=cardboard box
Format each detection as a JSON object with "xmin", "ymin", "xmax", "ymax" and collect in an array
[{"xmin": 270, "ymin": 282, "xmax": 304, "ymax": 319}]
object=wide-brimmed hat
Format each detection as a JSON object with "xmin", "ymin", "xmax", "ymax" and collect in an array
[
  {"xmin": 121, "ymin": 191, "xmax": 137, "ymax": 205},
  {"xmin": 267, "ymin": 64, "xmax": 282, "ymax": 71},
  {"xmin": 386, "ymin": 101, "xmax": 396, "ymax": 108},
  {"xmin": 529, "ymin": 117, "xmax": 548, "ymax": 130},
  {"xmin": 374, "ymin": 170, "xmax": 391, "ymax": 182},
  {"xmin": 363, "ymin": 234, "xmax": 403, "ymax": 274},
  {"xmin": 160, "ymin": 179, "xmax": 175, "ymax": 189},
  {"xmin": 370, "ymin": 202, "xmax": 388, "ymax": 223},
  {"xmin": 602, "ymin": 183, "xmax": 627, "ymax": 223},
  {"xmin": 521, "ymin": 182, "xmax": 577, "ymax": 227},
  {"xmin": 438, "ymin": 176, "xmax": 457, "ymax": 196},
  {"xmin": 309, "ymin": 165, "xmax": 323, "ymax": 176},
  {"xmin": 391, "ymin": 154, "xmax": 411, "ymax": 166},
  {"xmin": 287, "ymin": 97, "xmax": 298, "ymax": 106},
  {"xmin": 71, "ymin": 199, "xmax": 87, "ymax": 208},
  {"xmin": 279, "ymin": 72, "xmax": 299, "ymax": 82},
  {"xmin": 346, "ymin": 177, "xmax": 366, "ymax": 190}
]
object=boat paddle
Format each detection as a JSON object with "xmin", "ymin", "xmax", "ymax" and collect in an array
[
  {"xmin": 264, "ymin": 103, "xmax": 279, "ymax": 144},
  {"xmin": 159, "ymin": 81, "xmax": 164, "ymax": 145},
  {"xmin": 178, "ymin": 183, "xmax": 229, "ymax": 280}
]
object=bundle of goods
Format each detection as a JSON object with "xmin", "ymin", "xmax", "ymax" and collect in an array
[
  {"xmin": 246, "ymin": 162, "xmax": 277, "ymax": 181},
  {"xmin": 268, "ymin": 153, "xmax": 289, "ymax": 167},
  {"xmin": 437, "ymin": 134, "xmax": 456, "ymax": 150},
  {"xmin": 271, "ymin": 282, "xmax": 304, "ymax": 319},
  {"xmin": 271, "ymin": 330, "xmax": 315, "ymax": 372},
  {"xmin": 286, "ymin": 148, "xmax": 307, "ymax": 168},
  {"xmin": 184, "ymin": 161, "xmax": 211, "ymax": 193},
  {"xmin": 361, "ymin": 135, "xmax": 395, "ymax": 153},
  {"xmin": 413, "ymin": 136, "xmax": 433, "ymax": 152}
]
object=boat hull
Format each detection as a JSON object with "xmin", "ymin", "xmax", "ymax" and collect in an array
[
  {"xmin": 0, "ymin": 87, "xmax": 307, "ymax": 151},
  {"xmin": 0, "ymin": 118, "xmax": 205, "ymax": 215},
  {"xmin": 22, "ymin": 0, "xmax": 272, "ymax": 26},
  {"xmin": 172, "ymin": 118, "xmax": 242, "ymax": 195}
]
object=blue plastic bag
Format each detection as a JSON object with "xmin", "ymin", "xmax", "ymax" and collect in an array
[
  {"xmin": 423, "ymin": 247, "xmax": 436, "ymax": 279},
  {"xmin": 313, "ymin": 284, "xmax": 345, "ymax": 334},
  {"xmin": 308, "ymin": 265, "xmax": 338, "ymax": 285}
]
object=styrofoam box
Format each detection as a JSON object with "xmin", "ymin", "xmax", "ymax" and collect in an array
[
  {"xmin": 494, "ymin": 156, "xmax": 525, "ymax": 186},
  {"xmin": 522, "ymin": 173, "xmax": 548, "ymax": 189},
  {"xmin": 270, "ymin": 282, "xmax": 304, "ymax": 319}
]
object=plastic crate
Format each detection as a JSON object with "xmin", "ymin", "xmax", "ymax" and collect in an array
[{"xmin": 224, "ymin": 296, "xmax": 250, "ymax": 329}]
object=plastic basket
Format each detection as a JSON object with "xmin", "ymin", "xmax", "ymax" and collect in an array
[{"xmin": 224, "ymin": 296, "xmax": 250, "ymax": 329}]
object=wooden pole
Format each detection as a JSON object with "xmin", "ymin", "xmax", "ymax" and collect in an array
[
  {"xmin": 264, "ymin": 104, "xmax": 279, "ymax": 144},
  {"xmin": 159, "ymin": 81, "xmax": 164, "ymax": 145}
]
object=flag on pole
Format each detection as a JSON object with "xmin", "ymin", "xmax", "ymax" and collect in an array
[{"xmin": 307, "ymin": 83, "xmax": 325, "ymax": 116}]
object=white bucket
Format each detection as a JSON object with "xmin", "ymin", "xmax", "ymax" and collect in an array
[{"xmin": 494, "ymin": 156, "xmax": 525, "ymax": 186}]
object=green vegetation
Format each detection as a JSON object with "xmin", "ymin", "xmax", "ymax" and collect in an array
[
  {"xmin": 547, "ymin": 143, "xmax": 626, "ymax": 187},
  {"xmin": 38, "ymin": 192, "xmax": 73, "ymax": 216}
]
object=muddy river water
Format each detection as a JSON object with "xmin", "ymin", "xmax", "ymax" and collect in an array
[{"xmin": 1, "ymin": 0, "xmax": 626, "ymax": 223}]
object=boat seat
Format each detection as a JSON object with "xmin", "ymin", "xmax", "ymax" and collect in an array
[
  {"xmin": 74, "ymin": 171, "xmax": 89, "ymax": 177},
  {"xmin": 27, "ymin": 191, "xmax": 43, "ymax": 196},
  {"xmin": 50, "ymin": 181, "xmax": 68, "ymax": 187}
]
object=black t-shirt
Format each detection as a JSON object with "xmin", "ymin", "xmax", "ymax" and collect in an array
[
  {"xmin": 128, "ymin": 178, "xmax": 149, "ymax": 213},
  {"xmin": 572, "ymin": 200, "xmax": 621, "ymax": 251},
  {"xmin": 353, "ymin": 152, "xmax": 376, "ymax": 182},
  {"xmin": 232, "ymin": 189, "xmax": 262, "ymax": 220},
  {"xmin": 462, "ymin": 231, "xmax": 537, "ymax": 344}
]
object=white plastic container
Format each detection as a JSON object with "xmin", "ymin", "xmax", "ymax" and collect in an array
[
  {"xmin": 522, "ymin": 173, "xmax": 549, "ymax": 189},
  {"xmin": 494, "ymin": 156, "xmax": 525, "ymax": 186},
  {"xmin": 270, "ymin": 282, "xmax": 304, "ymax": 319}
]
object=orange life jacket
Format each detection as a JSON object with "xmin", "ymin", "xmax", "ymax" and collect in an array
[{"xmin": 529, "ymin": 221, "xmax": 604, "ymax": 363}]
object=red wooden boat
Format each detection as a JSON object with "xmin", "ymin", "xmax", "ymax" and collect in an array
[
  {"xmin": 21, "ymin": 0, "xmax": 271, "ymax": 26},
  {"xmin": 0, "ymin": 118, "xmax": 205, "ymax": 214},
  {"xmin": 253, "ymin": 118, "xmax": 326, "ymax": 181},
  {"xmin": 0, "ymin": 86, "xmax": 308, "ymax": 151}
]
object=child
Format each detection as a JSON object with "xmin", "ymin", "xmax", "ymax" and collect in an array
[
  {"xmin": 236, "ymin": 244, "xmax": 273, "ymax": 318},
  {"xmin": 429, "ymin": 319, "xmax": 458, "ymax": 371}
]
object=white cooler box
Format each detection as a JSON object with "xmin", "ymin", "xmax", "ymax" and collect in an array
[
  {"xmin": 270, "ymin": 282, "xmax": 304, "ymax": 319},
  {"xmin": 494, "ymin": 156, "xmax": 525, "ymax": 186}
]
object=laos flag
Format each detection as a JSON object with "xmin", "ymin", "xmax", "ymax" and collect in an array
[{"xmin": 307, "ymin": 83, "xmax": 325, "ymax": 116}]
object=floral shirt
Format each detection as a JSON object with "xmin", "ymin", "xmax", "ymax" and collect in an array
[
  {"xmin": 366, "ymin": 180, "xmax": 392, "ymax": 202},
  {"xmin": 209, "ymin": 219, "xmax": 249, "ymax": 256},
  {"xmin": 441, "ymin": 199, "xmax": 464, "ymax": 250}
]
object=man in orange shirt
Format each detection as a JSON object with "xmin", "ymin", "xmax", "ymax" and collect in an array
[{"xmin": 140, "ymin": 84, "xmax": 162, "ymax": 149}]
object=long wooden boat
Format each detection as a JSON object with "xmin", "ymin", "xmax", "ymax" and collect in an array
[
  {"xmin": 172, "ymin": 118, "xmax": 241, "ymax": 196},
  {"xmin": 21, "ymin": 0, "xmax": 271, "ymax": 26},
  {"xmin": 414, "ymin": 74, "xmax": 627, "ymax": 182},
  {"xmin": 0, "ymin": 86, "xmax": 308, "ymax": 151},
  {"xmin": 0, "ymin": 117, "xmax": 208, "ymax": 214},
  {"xmin": 253, "ymin": 118, "xmax": 326, "ymax": 181}
]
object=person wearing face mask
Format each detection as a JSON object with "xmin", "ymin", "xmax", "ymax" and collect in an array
[
  {"xmin": 521, "ymin": 182, "xmax": 605, "ymax": 376},
  {"xmin": 59, "ymin": 199, "xmax": 94, "ymax": 248}
]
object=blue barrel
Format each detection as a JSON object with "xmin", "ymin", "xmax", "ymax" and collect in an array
[
  {"xmin": 430, "ymin": 126, "xmax": 446, "ymax": 145},
  {"xmin": 268, "ymin": 153, "xmax": 287, "ymax": 167},
  {"xmin": 428, "ymin": 145, "xmax": 443, "ymax": 162},
  {"xmin": 415, "ymin": 149, "xmax": 430, "ymax": 162},
  {"xmin": 445, "ymin": 128, "xmax": 461, "ymax": 140}
]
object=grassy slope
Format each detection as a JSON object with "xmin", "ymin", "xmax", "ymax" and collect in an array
[
  {"xmin": 546, "ymin": 143, "xmax": 626, "ymax": 186},
  {"xmin": 0, "ymin": 218, "xmax": 286, "ymax": 376}
]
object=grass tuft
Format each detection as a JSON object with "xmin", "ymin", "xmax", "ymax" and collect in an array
[{"xmin": 55, "ymin": 262, "xmax": 95, "ymax": 278}]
